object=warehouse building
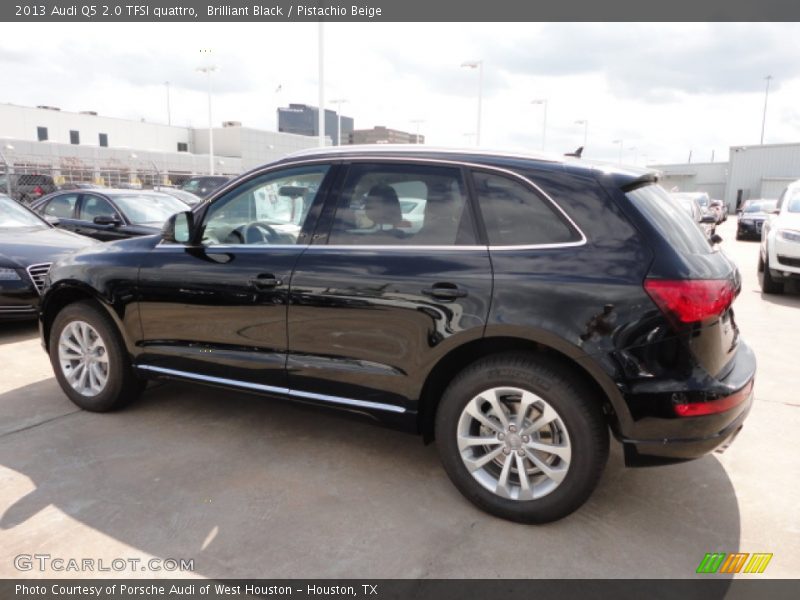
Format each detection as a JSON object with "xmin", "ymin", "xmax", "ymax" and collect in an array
[
  {"xmin": 650, "ymin": 142, "xmax": 800, "ymax": 212},
  {"xmin": 0, "ymin": 103, "xmax": 323, "ymax": 187}
]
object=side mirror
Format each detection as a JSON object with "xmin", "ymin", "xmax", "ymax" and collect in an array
[
  {"xmin": 44, "ymin": 215, "xmax": 61, "ymax": 226},
  {"xmin": 93, "ymin": 215, "xmax": 122, "ymax": 226},
  {"xmin": 162, "ymin": 211, "xmax": 194, "ymax": 244},
  {"xmin": 700, "ymin": 214, "xmax": 716, "ymax": 224},
  {"xmin": 710, "ymin": 233, "xmax": 723, "ymax": 245}
]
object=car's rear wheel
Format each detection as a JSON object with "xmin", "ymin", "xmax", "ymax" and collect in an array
[
  {"xmin": 758, "ymin": 252, "xmax": 784, "ymax": 295},
  {"xmin": 49, "ymin": 301, "xmax": 145, "ymax": 411},
  {"xmin": 435, "ymin": 353, "xmax": 609, "ymax": 523}
]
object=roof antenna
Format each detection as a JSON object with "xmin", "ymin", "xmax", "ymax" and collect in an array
[{"xmin": 565, "ymin": 146, "xmax": 583, "ymax": 158}]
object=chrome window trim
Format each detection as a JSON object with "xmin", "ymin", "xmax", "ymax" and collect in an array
[
  {"xmin": 156, "ymin": 155, "xmax": 587, "ymax": 252},
  {"xmin": 136, "ymin": 364, "xmax": 407, "ymax": 414}
]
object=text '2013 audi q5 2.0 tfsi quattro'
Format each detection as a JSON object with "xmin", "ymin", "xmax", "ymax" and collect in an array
[{"xmin": 39, "ymin": 146, "xmax": 756, "ymax": 523}]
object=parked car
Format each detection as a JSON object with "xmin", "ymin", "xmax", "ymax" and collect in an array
[
  {"xmin": 0, "ymin": 173, "xmax": 58, "ymax": 205},
  {"xmin": 737, "ymin": 199, "xmax": 777, "ymax": 240},
  {"xmin": 39, "ymin": 146, "xmax": 755, "ymax": 523},
  {"xmin": 672, "ymin": 193, "xmax": 718, "ymax": 239},
  {"xmin": 30, "ymin": 189, "xmax": 190, "ymax": 241},
  {"xmin": 153, "ymin": 186, "xmax": 204, "ymax": 207},
  {"xmin": 759, "ymin": 181, "xmax": 800, "ymax": 294},
  {"xmin": 710, "ymin": 199, "xmax": 727, "ymax": 222},
  {"xmin": 179, "ymin": 175, "xmax": 231, "ymax": 199},
  {"xmin": 0, "ymin": 193, "xmax": 96, "ymax": 320}
]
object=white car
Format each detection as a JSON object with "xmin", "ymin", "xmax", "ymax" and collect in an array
[{"xmin": 759, "ymin": 179, "xmax": 800, "ymax": 294}]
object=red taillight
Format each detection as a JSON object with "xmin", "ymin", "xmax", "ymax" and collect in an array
[
  {"xmin": 673, "ymin": 380, "xmax": 753, "ymax": 417},
  {"xmin": 33, "ymin": 185, "xmax": 44, "ymax": 195},
  {"xmin": 644, "ymin": 279, "xmax": 735, "ymax": 323}
]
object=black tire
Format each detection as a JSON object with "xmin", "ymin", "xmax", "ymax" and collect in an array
[
  {"xmin": 758, "ymin": 252, "xmax": 784, "ymax": 295},
  {"xmin": 435, "ymin": 353, "xmax": 609, "ymax": 524},
  {"xmin": 49, "ymin": 300, "xmax": 145, "ymax": 411}
]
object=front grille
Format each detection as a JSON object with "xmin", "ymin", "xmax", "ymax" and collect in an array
[
  {"xmin": 26, "ymin": 263, "xmax": 51, "ymax": 295},
  {"xmin": 777, "ymin": 255, "xmax": 800, "ymax": 268}
]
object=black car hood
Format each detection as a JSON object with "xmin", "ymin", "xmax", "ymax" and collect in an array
[{"xmin": 0, "ymin": 227, "xmax": 97, "ymax": 268}]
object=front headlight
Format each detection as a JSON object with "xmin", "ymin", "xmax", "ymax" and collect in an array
[
  {"xmin": 0, "ymin": 268, "xmax": 22, "ymax": 281},
  {"xmin": 778, "ymin": 229, "xmax": 800, "ymax": 243}
]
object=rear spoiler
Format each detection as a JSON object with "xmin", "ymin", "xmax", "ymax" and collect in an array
[{"xmin": 620, "ymin": 172, "xmax": 659, "ymax": 193}]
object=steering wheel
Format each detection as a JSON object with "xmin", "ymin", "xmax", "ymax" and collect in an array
[{"xmin": 243, "ymin": 222, "xmax": 281, "ymax": 244}]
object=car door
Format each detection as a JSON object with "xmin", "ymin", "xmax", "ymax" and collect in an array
[
  {"xmin": 75, "ymin": 194, "xmax": 128, "ymax": 241},
  {"xmin": 286, "ymin": 160, "xmax": 493, "ymax": 416},
  {"xmin": 135, "ymin": 162, "xmax": 335, "ymax": 390}
]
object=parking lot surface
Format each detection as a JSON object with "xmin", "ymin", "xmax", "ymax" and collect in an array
[{"xmin": 0, "ymin": 218, "xmax": 798, "ymax": 579}]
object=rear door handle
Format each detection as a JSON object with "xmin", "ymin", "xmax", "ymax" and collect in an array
[
  {"xmin": 249, "ymin": 274, "xmax": 282, "ymax": 289},
  {"xmin": 422, "ymin": 283, "xmax": 468, "ymax": 300}
]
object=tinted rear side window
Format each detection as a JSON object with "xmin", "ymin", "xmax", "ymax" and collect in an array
[
  {"xmin": 471, "ymin": 171, "xmax": 579, "ymax": 246},
  {"xmin": 627, "ymin": 184, "xmax": 712, "ymax": 255}
]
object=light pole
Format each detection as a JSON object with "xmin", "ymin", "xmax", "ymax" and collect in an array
[
  {"xmin": 575, "ymin": 119, "xmax": 588, "ymax": 149},
  {"xmin": 318, "ymin": 23, "xmax": 325, "ymax": 147},
  {"xmin": 0, "ymin": 144, "xmax": 13, "ymax": 195},
  {"xmin": 329, "ymin": 98, "xmax": 348, "ymax": 146},
  {"xmin": 461, "ymin": 60, "xmax": 483, "ymax": 146},
  {"xmin": 629, "ymin": 146, "xmax": 639, "ymax": 165},
  {"xmin": 612, "ymin": 139, "xmax": 623, "ymax": 164},
  {"xmin": 411, "ymin": 119, "xmax": 425, "ymax": 144},
  {"xmin": 761, "ymin": 75, "xmax": 773, "ymax": 145},
  {"xmin": 531, "ymin": 99, "xmax": 547, "ymax": 151},
  {"xmin": 165, "ymin": 81, "xmax": 171, "ymax": 126},
  {"xmin": 196, "ymin": 62, "xmax": 218, "ymax": 176}
]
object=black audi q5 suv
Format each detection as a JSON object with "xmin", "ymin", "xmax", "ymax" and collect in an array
[{"xmin": 39, "ymin": 146, "xmax": 755, "ymax": 523}]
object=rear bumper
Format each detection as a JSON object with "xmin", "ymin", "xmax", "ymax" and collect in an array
[
  {"xmin": 737, "ymin": 220, "xmax": 764, "ymax": 238},
  {"xmin": 619, "ymin": 342, "xmax": 756, "ymax": 466}
]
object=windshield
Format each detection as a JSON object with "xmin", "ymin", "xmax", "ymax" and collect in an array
[
  {"xmin": 112, "ymin": 194, "xmax": 187, "ymax": 225},
  {"xmin": 628, "ymin": 184, "xmax": 712, "ymax": 255},
  {"xmin": 744, "ymin": 201, "xmax": 776, "ymax": 214},
  {"xmin": 0, "ymin": 195, "xmax": 48, "ymax": 229},
  {"xmin": 789, "ymin": 191, "xmax": 800, "ymax": 213}
]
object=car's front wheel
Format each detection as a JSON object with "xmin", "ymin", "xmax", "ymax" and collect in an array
[
  {"xmin": 49, "ymin": 301, "xmax": 145, "ymax": 411},
  {"xmin": 435, "ymin": 353, "xmax": 609, "ymax": 523}
]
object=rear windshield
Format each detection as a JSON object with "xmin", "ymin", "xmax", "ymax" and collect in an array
[{"xmin": 627, "ymin": 184, "xmax": 712, "ymax": 255}]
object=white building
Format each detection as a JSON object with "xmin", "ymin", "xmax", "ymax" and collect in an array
[
  {"xmin": 651, "ymin": 142, "xmax": 800, "ymax": 212},
  {"xmin": 0, "ymin": 103, "xmax": 325, "ymax": 186}
]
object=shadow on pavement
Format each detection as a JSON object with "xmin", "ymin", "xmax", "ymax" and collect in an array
[
  {"xmin": 0, "ymin": 379, "xmax": 742, "ymax": 582},
  {"xmin": 0, "ymin": 320, "xmax": 39, "ymax": 344}
]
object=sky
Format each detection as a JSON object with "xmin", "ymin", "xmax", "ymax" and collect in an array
[{"xmin": 2, "ymin": 22, "xmax": 800, "ymax": 165}]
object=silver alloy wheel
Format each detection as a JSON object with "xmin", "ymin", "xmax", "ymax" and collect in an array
[
  {"xmin": 457, "ymin": 387, "xmax": 572, "ymax": 501},
  {"xmin": 58, "ymin": 320, "xmax": 109, "ymax": 397}
]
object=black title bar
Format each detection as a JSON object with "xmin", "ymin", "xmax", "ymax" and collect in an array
[{"xmin": 3, "ymin": 0, "xmax": 800, "ymax": 22}]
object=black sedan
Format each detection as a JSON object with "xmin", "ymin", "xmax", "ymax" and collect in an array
[
  {"xmin": 30, "ymin": 189, "xmax": 190, "ymax": 241},
  {"xmin": 736, "ymin": 199, "xmax": 778, "ymax": 240},
  {"xmin": 0, "ymin": 193, "xmax": 96, "ymax": 320}
]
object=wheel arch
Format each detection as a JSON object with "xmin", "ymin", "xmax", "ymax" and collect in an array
[
  {"xmin": 417, "ymin": 335, "xmax": 630, "ymax": 443},
  {"xmin": 40, "ymin": 282, "xmax": 135, "ymax": 355}
]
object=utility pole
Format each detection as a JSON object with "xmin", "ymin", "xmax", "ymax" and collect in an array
[
  {"xmin": 761, "ymin": 75, "xmax": 773, "ymax": 145},
  {"xmin": 318, "ymin": 23, "xmax": 325, "ymax": 147}
]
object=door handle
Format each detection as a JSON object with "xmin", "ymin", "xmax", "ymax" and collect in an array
[
  {"xmin": 249, "ymin": 274, "xmax": 283, "ymax": 289},
  {"xmin": 422, "ymin": 283, "xmax": 468, "ymax": 300}
]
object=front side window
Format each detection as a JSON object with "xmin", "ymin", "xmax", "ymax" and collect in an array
[
  {"xmin": 787, "ymin": 190, "xmax": 800, "ymax": 213},
  {"xmin": 79, "ymin": 195, "xmax": 117, "ymax": 221},
  {"xmin": 44, "ymin": 194, "xmax": 78, "ymax": 218},
  {"xmin": 201, "ymin": 165, "xmax": 329, "ymax": 246},
  {"xmin": 327, "ymin": 163, "xmax": 474, "ymax": 246},
  {"xmin": 472, "ymin": 171, "xmax": 579, "ymax": 246}
]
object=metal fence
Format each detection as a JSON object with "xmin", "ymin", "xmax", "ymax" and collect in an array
[{"xmin": 0, "ymin": 152, "xmax": 217, "ymax": 203}]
